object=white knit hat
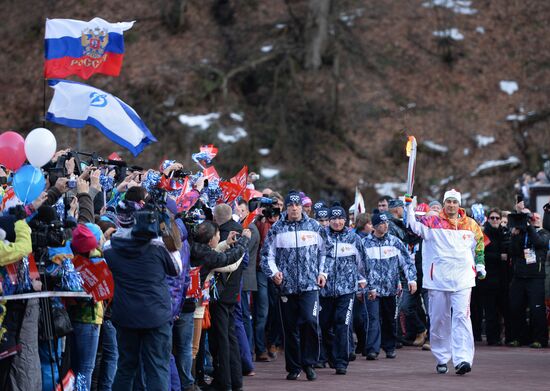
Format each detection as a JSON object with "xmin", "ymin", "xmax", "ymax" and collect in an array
[{"xmin": 443, "ymin": 189, "xmax": 461, "ymax": 205}]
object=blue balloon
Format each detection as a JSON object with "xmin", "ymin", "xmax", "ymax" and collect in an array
[{"xmin": 12, "ymin": 164, "xmax": 45, "ymax": 204}]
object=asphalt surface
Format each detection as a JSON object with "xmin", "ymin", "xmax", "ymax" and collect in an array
[{"xmin": 243, "ymin": 344, "xmax": 550, "ymax": 391}]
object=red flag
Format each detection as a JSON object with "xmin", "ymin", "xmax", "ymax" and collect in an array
[
  {"xmin": 200, "ymin": 144, "xmax": 219, "ymax": 158},
  {"xmin": 203, "ymin": 166, "xmax": 220, "ymax": 181},
  {"xmin": 243, "ymin": 189, "xmax": 262, "ymax": 202},
  {"xmin": 230, "ymin": 166, "xmax": 248, "ymax": 188},
  {"xmin": 220, "ymin": 181, "xmax": 243, "ymax": 204},
  {"xmin": 73, "ymin": 255, "xmax": 115, "ymax": 301},
  {"xmin": 242, "ymin": 210, "xmax": 259, "ymax": 228}
]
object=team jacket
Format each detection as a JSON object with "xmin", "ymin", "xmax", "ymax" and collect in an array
[
  {"xmin": 407, "ymin": 205, "xmax": 485, "ymax": 292},
  {"xmin": 362, "ymin": 232, "xmax": 416, "ymax": 296},
  {"xmin": 260, "ymin": 212, "xmax": 325, "ymax": 295},
  {"xmin": 320, "ymin": 227, "xmax": 369, "ymax": 297}
]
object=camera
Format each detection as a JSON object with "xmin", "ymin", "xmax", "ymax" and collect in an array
[
  {"xmin": 29, "ymin": 220, "xmax": 74, "ymax": 251},
  {"xmin": 171, "ymin": 169, "xmax": 192, "ymax": 179},
  {"xmin": 67, "ymin": 176, "xmax": 77, "ymax": 189},
  {"xmin": 249, "ymin": 196, "xmax": 281, "ymax": 219}
]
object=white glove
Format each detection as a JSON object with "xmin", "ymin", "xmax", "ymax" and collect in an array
[{"xmin": 476, "ymin": 264, "xmax": 487, "ymax": 280}]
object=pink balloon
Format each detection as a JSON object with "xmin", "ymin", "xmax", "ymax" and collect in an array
[{"xmin": 0, "ymin": 131, "xmax": 26, "ymax": 171}]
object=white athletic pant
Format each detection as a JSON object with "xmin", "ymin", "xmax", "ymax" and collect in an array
[{"xmin": 428, "ymin": 288, "xmax": 474, "ymax": 367}]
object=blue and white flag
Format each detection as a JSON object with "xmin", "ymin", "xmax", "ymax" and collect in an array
[{"xmin": 46, "ymin": 79, "xmax": 156, "ymax": 156}]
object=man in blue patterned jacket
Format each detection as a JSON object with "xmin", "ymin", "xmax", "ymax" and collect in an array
[
  {"xmin": 319, "ymin": 205, "xmax": 370, "ymax": 375},
  {"xmin": 260, "ymin": 190, "xmax": 326, "ymax": 381},
  {"xmin": 362, "ymin": 213, "xmax": 417, "ymax": 360}
]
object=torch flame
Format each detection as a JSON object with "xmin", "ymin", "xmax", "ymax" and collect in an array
[{"xmin": 406, "ymin": 136, "xmax": 416, "ymax": 157}]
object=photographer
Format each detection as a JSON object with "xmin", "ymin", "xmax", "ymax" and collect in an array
[
  {"xmin": 189, "ymin": 220, "xmax": 250, "ymax": 390},
  {"xmin": 253, "ymin": 193, "xmax": 283, "ymax": 361},
  {"xmin": 103, "ymin": 185, "xmax": 180, "ymax": 391},
  {"xmin": 507, "ymin": 204, "xmax": 550, "ymax": 348}
]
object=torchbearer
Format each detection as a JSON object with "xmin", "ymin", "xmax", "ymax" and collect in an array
[{"xmin": 406, "ymin": 189, "xmax": 486, "ymax": 375}]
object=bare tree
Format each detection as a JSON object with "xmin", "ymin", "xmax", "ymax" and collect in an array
[{"xmin": 304, "ymin": 0, "xmax": 331, "ymax": 70}]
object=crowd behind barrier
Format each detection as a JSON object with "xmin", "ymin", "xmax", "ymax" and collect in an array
[{"xmin": 0, "ymin": 148, "xmax": 549, "ymax": 391}]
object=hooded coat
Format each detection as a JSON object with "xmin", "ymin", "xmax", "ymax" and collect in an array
[{"xmin": 104, "ymin": 237, "xmax": 178, "ymax": 328}]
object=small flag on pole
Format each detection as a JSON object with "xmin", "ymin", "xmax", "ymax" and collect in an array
[{"xmin": 354, "ymin": 186, "xmax": 365, "ymax": 222}]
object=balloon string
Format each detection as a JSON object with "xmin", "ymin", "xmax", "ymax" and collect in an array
[{"xmin": 23, "ymin": 169, "xmax": 36, "ymax": 205}]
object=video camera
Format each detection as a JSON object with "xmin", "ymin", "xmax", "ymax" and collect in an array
[{"xmin": 249, "ymin": 196, "xmax": 281, "ymax": 219}]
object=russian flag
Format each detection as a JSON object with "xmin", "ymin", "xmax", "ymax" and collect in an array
[
  {"xmin": 46, "ymin": 79, "xmax": 156, "ymax": 156},
  {"xmin": 44, "ymin": 17, "xmax": 134, "ymax": 80}
]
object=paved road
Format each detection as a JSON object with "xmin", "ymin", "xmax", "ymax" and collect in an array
[{"xmin": 243, "ymin": 345, "xmax": 550, "ymax": 391}]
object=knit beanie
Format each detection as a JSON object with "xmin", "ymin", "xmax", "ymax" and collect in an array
[{"xmin": 72, "ymin": 224, "xmax": 98, "ymax": 254}]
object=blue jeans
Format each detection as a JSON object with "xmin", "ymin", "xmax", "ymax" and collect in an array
[
  {"xmin": 241, "ymin": 291, "xmax": 254, "ymax": 355},
  {"xmin": 173, "ymin": 312, "xmax": 195, "ymax": 388},
  {"xmin": 98, "ymin": 319, "xmax": 118, "ymax": 391},
  {"xmin": 254, "ymin": 271, "xmax": 269, "ymax": 354},
  {"xmin": 113, "ymin": 322, "xmax": 172, "ymax": 391},
  {"xmin": 71, "ymin": 322, "xmax": 101, "ymax": 391},
  {"xmin": 234, "ymin": 299, "xmax": 254, "ymax": 373}
]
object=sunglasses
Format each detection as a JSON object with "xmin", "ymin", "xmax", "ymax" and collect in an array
[{"xmin": 489, "ymin": 216, "xmax": 501, "ymax": 220}]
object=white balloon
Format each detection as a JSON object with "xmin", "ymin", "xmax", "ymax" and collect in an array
[{"xmin": 25, "ymin": 128, "xmax": 57, "ymax": 167}]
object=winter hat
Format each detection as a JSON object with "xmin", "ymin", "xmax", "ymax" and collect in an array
[
  {"xmin": 315, "ymin": 207, "xmax": 330, "ymax": 220},
  {"xmin": 329, "ymin": 205, "xmax": 347, "ymax": 220},
  {"xmin": 443, "ymin": 189, "xmax": 461, "ymax": 205},
  {"xmin": 71, "ymin": 224, "xmax": 98, "ymax": 254},
  {"xmin": 116, "ymin": 199, "xmax": 141, "ymax": 228},
  {"xmin": 285, "ymin": 191, "xmax": 302, "ymax": 206},
  {"xmin": 372, "ymin": 213, "xmax": 389, "ymax": 227},
  {"xmin": 429, "ymin": 200, "xmax": 442, "ymax": 209},
  {"xmin": 313, "ymin": 201, "xmax": 327, "ymax": 212},
  {"xmin": 388, "ymin": 199, "xmax": 404, "ymax": 209},
  {"xmin": 301, "ymin": 197, "xmax": 312, "ymax": 207},
  {"xmin": 85, "ymin": 223, "xmax": 103, "ymax": 243}
]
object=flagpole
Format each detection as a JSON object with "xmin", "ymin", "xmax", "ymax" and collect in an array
[{"xmin": 43, "ymin": 78, "xmax": 47, "ymax": 128}]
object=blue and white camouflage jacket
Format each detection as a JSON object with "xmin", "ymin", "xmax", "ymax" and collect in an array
[
  {"xmin": 362, "ymin": 232, "xmax": 416, "ymax": 297},
  {"xmin": 260, "ymin": 212, "xmax": 326, "ymax": 295},
  {"xmin": 320, "ymin": 227, "xmax": 370, "ymax": 297}
]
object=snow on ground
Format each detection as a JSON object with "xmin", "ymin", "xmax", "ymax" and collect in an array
[
  {"xmin": 178, "ymin": 113, "xmax": 220, "ymax": 130},
  {"xmin": 506, "ymin": 114, "xmax": 526, "ymax": 121},
  {"xmin": 339, "ymin": 8, "xmax": 364, "ymax": 27},
  {"xmin": 261, "ymin": 45, "xmax": 273, "ymax": 53},
  {"xmin": 464, "ymin": 148, "xmax": 470, "ymax": 155},
  {"xmin": 422, "ymin": 0, "xmax": 477, "ymax": 15},
  {"xmin": 374, "ymin": 182, "xmax": 407, "ymax": 198},
  {"xmin": 275, "ymin": 23, "xmax": 286, "ymax": 29},
  {"xmin": 217, "ymin": 127, "xmax": 248, "ymax": 143},
  {"xmin": 475, "ymin": 135, "xmax": 495, "ymax": 147},
  {"xmin": 475, "ymin": 26, "xmax": 485, "ymax": 34},
  {"xmin": 433, "ymin": 28, "xmax": 464, "ymax": 40},
  {"xmin": 500, "ymin": 80, "xmax": 518, "ymax": 95},
  {"xmin": 258, "ymin": 148, "xmax": 270, "ymax": 156},
  {"xmin": 470, "ymin": 157, "xmax": 521, "ymax": 176},
  {"xmin": 260, "ymin": 167, "xmax": 280, "ymax": 179},
  {"xmin": 230, "ymin": 113, "xmax": 244, "ymax": 122},
  {"xmin": 423, "ymin": 140, "xmax": 449, "ymax": 153}
]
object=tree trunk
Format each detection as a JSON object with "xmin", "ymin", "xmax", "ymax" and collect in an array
[
  {"xmin": 163, "ymin": 0, "xmax": 188, "ymax": 33},
  {"xmin": 304, "ymin": 0, "xmax": 331, "ymax": 70}
]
